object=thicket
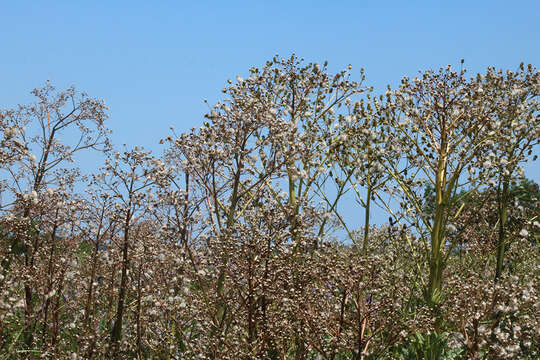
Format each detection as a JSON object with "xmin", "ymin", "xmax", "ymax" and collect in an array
[{"xmin": 0, "ymin": 56, "xmax": 539, "ymax": 359}]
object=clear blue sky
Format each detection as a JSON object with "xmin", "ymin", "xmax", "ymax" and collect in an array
[{"xmin": 1, "ymin": 1, "xmax": 539, "ymax": 226}]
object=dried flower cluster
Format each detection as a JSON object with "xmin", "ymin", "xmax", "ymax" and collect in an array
[{"xmin": 0, "ymin": 57, "xmax": 538, "ymax": 359}]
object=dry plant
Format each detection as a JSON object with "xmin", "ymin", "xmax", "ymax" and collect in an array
[{"xmin": 0, "ymin": 59, "xmax": 538, "ymax": 359}]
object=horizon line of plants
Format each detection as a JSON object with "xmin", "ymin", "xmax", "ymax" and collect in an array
[{"xmin": 0, "ymin": 55, "xmax": 539, "ymax": 359}]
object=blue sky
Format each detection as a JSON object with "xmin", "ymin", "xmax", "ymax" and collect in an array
[{"xmin": 1, "ymin": 1, "xmax": 539, "ymax": 227}]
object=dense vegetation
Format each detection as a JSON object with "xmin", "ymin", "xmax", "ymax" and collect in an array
[{"xmin": 0, "ymin": 56, "xmax": 539, "ymax": 359}]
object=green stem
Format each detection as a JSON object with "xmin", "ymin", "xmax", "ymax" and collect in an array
[{"xmin": 427, "ymin": 156, "xmax": 447, "ymax": 303}]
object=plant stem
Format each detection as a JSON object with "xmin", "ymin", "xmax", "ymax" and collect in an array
[
  {"xmin": 495, "ymin": 176, "xmax": 510, "ymax": 281},
  {"xmin": 362, "ymin": 178, "xmax": 372, "ymax": 256}
]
